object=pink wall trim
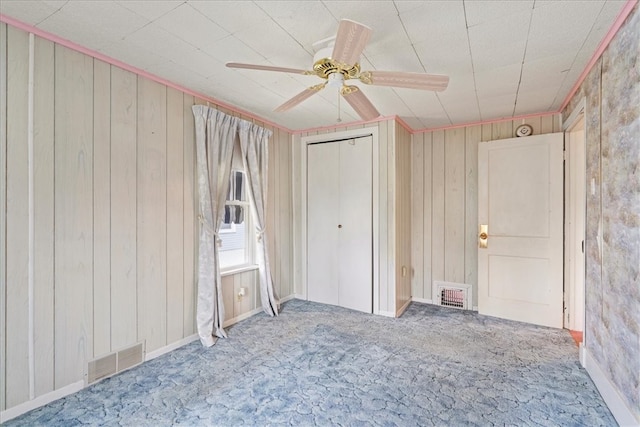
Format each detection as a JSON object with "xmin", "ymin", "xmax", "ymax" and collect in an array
[
  {"xmin": 559, "ymin": 0, "xmax": 638, "ymax": 112},
  {"xmin": 2, "ymin": 1, "xmax": 636, "ymax": 136},
  {"xmin": 0, "ymin": 13, "xmax": 294, "ymax": 134},
  {"xmin": 412, "ymin": 111, "xmax": 558, "ymax": 134},
  {"xmin": 290, "ymin": 114, "xmax": 412, "ymax": 135}
]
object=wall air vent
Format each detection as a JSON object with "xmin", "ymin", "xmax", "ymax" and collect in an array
[
  {"xmin": 433, "ymin": 281, "xmax": 472, "ymax": 310},
  {"xmin": 87, "ymin": 341, "xmax": 145, "ymax": 385}
]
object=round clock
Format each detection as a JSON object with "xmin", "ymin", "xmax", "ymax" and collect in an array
[{"xmin": 515, "ymin": 124, "xmax": 533, "ymax": 137}]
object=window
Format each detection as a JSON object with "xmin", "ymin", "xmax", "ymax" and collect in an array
[{"xmin": 218, "ymin": 170, "xmax": 254, "ymax": 270}]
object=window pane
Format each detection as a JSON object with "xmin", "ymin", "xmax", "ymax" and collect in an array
[{"xmin": 219, "ymin": 170, "xmax": 251, "ymax": 269}]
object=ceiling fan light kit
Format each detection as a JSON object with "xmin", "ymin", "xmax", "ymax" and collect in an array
[{"xmin": 226, "ymin": 19, "xmax": 449, "ymax": 121}]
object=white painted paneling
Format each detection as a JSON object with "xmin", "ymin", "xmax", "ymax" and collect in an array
[
  {"xmin": 33, "ymin": 36, "xmax": 56, "ymax": 396},
  {"xmin": 136, "ymin": 78, "xmax": 167, "ymax": 353},
  {"xmin": 54, "ymin": 44, "xmax": 94, "ymax": 389},
  {"xmin": 444, "ymin": 128, "xmax": 465, "ymax": 283},
  {"xmin": 182, "ymin": 94, "xmax": 196, "ymax": 336},
  {"xmin": 5, "ymin": 25, "xmax": 30, "ymax": 408},
  {"xmin": 1, "ymin": 28, "xmax": 295, "ymax": 414},
  {"xmin": 0, "ymin": 21, "xmax": 7, "ymax": 411},
  {"xmin": 410, "ymin": 133, "xmax": 424, "ymax": 299},
  {"xmin": 166, "ymin": 87, "xmax": 185, "ymax": 344},
  {"xmin": 110, "ymin": 66, "xmax": 138, "ymax": 351},
  {"xmin": 431, "ymin": 131, "xmax": 445, "ymax": 286},
  {"xmin": 93, "ymin": 59, "xmax": 111, "ymax": 358}
]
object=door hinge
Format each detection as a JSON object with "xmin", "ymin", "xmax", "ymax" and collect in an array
[{"xmin": 582, "ymin": 240, "xmax": 585, "ymax": 253}]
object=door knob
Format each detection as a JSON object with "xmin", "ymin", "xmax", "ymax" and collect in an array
[{"xmin": 479, "ymin": 224, "xmax": 488, "ymax": 248}]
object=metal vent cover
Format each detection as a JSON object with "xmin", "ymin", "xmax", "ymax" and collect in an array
[
  {"xmin": 433, "ymin": 281, "xmax": 472, "ymax": 310},
  {"xmin": 87, "ymin": 341, "xmax": 145, "ymax": 384}
]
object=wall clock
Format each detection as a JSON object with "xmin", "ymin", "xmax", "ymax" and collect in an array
[{"xmin": 515, "ymin": 124, "xmax": 533, "ymax": 137}]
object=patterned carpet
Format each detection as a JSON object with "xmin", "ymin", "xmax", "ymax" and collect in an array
[{"xmin": 6, "ymin": 299, "xmax": 616, "ymax": 426}]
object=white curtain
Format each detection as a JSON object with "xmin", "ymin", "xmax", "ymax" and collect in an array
[
  {"xmin": 239, "ymin": 121, "xmax": 279, "ymax": 316},
  {"xmin": 193, "ymin": 105, "xmax": 239, "ymax": 346}
]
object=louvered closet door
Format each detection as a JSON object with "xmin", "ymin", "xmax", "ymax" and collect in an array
[{"xmin": 307, "ymin": 136, "xmax": 372, "ymax": 313}]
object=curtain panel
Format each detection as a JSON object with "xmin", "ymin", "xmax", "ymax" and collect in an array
[
  {"xmin": 192, "ymin": 105, "xmax": 277, "ymax": 347},
  {"xmin": 239, "ymin": 121, "xmax": 279, "ymax": 317}
]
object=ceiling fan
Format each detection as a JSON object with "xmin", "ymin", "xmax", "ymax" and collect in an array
[{"xmin": 226, "ymin": 19, "xmax": 449, "ymax": 121}]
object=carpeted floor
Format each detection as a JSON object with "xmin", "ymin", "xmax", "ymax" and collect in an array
[{"xmin": 6, "ymin": 299, "xmax": 616, "ymax": 426}]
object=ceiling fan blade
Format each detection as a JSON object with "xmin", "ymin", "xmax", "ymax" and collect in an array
[
  {"xmin": 331, "ymin": 19, "xmax": 372, "ymax": 66},
  {"xmin": 359, "ymin": 70, "xmax": 449, "ymax": 91},
  {"xmin": 226, "ymin": 62, "xmax": 310, "ymax": 75},
  {"xmin": 340, "ymin": 85, "xmax": 380, "ymax": 121},
  {"xmin": 275, "ymin": 83, "xmax": 326, "ymax": 112}
]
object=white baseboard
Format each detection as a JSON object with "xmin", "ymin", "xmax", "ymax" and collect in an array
[
  {"xmin": 412, "ymin": 297, "xmax": 433, "ymax": 304},
  {"xmin": 584, "ymin": 348, "xmax": 639, "ymax": 426},
  {"xmin": 223, "ymin": 306, "xmax": 263, "ymax": 328},
  {"xmin": 280, "ymin": 294, "xmax": 296, "ymax": 303},
  {"xmin": 377, "ymin": 310, "xmax": 395, "ymax": 318},
  {"xmin": 0, "ymin": 380, "xmax": 84, "ymax": 423},
  {"xmin": 294, "ymin": 293, "xmax": 306, "ymax": 300},
  {"xmin": 145, "ymin": 334, "xmax": 199, "ymax": 362}
]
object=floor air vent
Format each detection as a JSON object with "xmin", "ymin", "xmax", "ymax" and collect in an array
[
  {"xmin": 433, "ymin": 281, "xmax": 472, "ymax": 310},
  {"xmin": 87, "ymin": 342, "xmax": 145, "ymax": 384}
]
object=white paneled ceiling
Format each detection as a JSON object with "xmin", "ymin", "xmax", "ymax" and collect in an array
[{"xmin": 0, "ymin": 0, "xmax": 627, "ymax": 131}]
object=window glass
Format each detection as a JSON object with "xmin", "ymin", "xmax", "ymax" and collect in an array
[{"xmin": 219, "ymin": 171, "xmax": 252, "ymax": 269}]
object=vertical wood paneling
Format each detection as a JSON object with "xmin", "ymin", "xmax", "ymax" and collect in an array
[
  {"xmin": 222, "ymin": 276, "xmax": 234, "ymax": 321},
  {"xmin": 234, "ymin": 271, "xmax": 252, "ymax": 317},
  {"xmin": 465, "ymin": 125, "xmax": 481, "ymax": 306},
  {"xmin": 410, "ymin": 133, "xmax": 424, "ymax": 299},
  {"xmin": 377, "ymin": 120, "xmax": 389, "ymax": 311},
  {"xmin": 2, "ymin": 30, "xmax": 296, "ymax": 412},
  {"xmin": 267, "ymin": 129, "xmax": 277, "ymax": 296},
  {"xmin": 5, "ymin": 25, "xmax": 30, "ymax": 407},
  {"xmin": 54, "ymin": 44, "xmax": 94, "ymax": 388},
  {"xmin": 278, "ymin": 128, "xmax": 291, "ymax": 298},
  {"xmin": 444, "ymin": 128, "xmax": 465, "ymax": 283},
  {"xmin": 92, "ymin": 59, "xmax": 111, "ymax": 358},
  {"xmin": 166, "ymin": 87, "xmax": 184, "ymax": 344},
  {"xmin": 492, "ymin": 121, "xmax": 513, "ymax": 140},
  {"xmin": 410, "ymin": 116, "xmax": 561, "ymax": 308},
  {"xmin": 541, "ymin": 115, "xmax": 555, "ymax": 134},
  {"xmin": 396, "ymin": 125, "xmax": 411, "ymax": 310},
  {"xmin": 431, "ymin": 130, "xmax": 445, "ymax": 286},
  {"xmin": 110, "ymin": 66, "xmax": 137, "ymax": 351},
  {"xmin": 0, "ymin": 22, "xmax": 7, "ymax": 411},
  {"xmin": 422, "ymin": 133, "xmax": 433, "ymax": 299},
  {"xmin": 33, "ymin": 36, "xmax": 55, "ymax": 395},
  {"xmin": 136, "ymin": 78, "xmax": 167, "ymax": 352},
  {"xmin": 183, "ymin": 95, "xmax": 196, "ymax": 336}
]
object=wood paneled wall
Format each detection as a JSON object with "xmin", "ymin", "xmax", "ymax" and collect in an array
[
  {"xmin": 0, "ymin": 24, "xmax": 293, "ymax": 412},
  {"xmin": 395, "ymin": 123, "xmax": 412, "ymax": 315},
  {"xmin": 410, "ymin": 116, "xmax": 562, "ymax": 307}
]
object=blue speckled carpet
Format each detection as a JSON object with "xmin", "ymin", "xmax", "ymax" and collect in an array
[{"xmin": 6, "ymin": 299, "xmax": 616, "ymax": 426}]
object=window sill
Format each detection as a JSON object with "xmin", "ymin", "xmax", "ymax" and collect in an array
[{"xmin": 221, "ymin": 264, "xmax": 259, "ymax": 277}]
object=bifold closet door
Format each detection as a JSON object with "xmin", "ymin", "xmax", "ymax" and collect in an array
[
  {"xmin": 307, "ymin": 137, "xmax": 372, "ymax": 313},
  {"xmin": 307, "ymin": 142, "xmax": 340, "ymax": 306}
]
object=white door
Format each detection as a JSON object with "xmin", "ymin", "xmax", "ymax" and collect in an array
[
  {"xmin": 307, "ymin": 136, "xmax": 373, "ymax": 313},
  {"xmin": 478, "ymin": 133, "xmax": 563, "ymax": 328}
]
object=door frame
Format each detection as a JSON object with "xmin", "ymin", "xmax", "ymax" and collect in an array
[
  {"xmin": 562, "ymin": 99, "xmax": 587, "ymax": 340},
  {"xmin": 299, "ymin": 128, "xmax": 380, "ymax": 314}
]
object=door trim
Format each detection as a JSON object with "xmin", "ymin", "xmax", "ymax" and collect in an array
[
  {"xmin": 563, "ymin": 98, "xmax": 587, "ymax": 334},
  {"xmin": 299, "ymin": 128, "xmax": 380, "ymax": 314}
]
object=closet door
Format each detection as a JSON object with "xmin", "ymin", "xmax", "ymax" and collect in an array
[
  {"xmin": 307, "ymin": 136, "xmax": 372, "ymax": 313},
  {"xmin": 338, "ymin": 137, "xmax": 372, "ymax": 313},
  {"xmin": 307, "ymin": 142, "xmax": 340, "ymax": 306}
]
